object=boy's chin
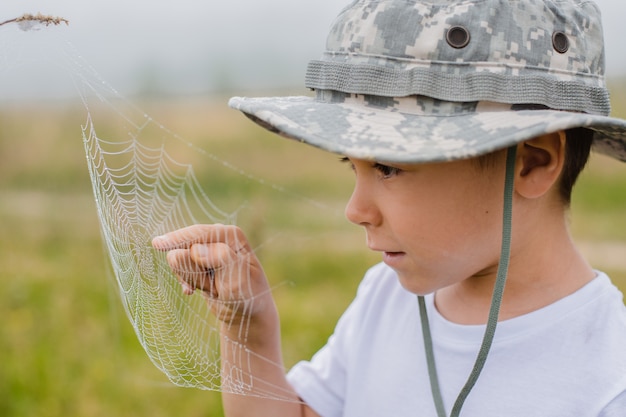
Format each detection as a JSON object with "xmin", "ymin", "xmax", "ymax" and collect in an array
[{"xmin": 393, "ymin": 270, "xmax": 441, "ymax": 296}]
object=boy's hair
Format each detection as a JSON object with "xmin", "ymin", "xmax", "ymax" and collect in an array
[
  {"xmin": 476, "ymin": 128, "xmax": 593, "ymax": 206},
  {"xmin": 561, "ymin": 128, "xmax": 594, "ymax": 205}
]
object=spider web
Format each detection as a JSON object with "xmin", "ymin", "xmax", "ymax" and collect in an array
[
  {"xmin": 79, "ymin": 95, "xmax": 309, "ymax": 398},
  {"xmin": 0, "ymin": 19, "xmax": 352, "ymax": 400},
  {"xmin": 82, "ymin": 109, "xmax": 233, "ymax": 392}
]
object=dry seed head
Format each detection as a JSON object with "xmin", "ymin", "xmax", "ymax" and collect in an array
[{"xmin": 0, "ymin": 13, "xmax": 69, "ymax": 28}]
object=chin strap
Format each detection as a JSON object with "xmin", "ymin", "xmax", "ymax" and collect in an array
[{"xmin": 418, "ymin": 145, "xmax": 517, "ymax": 417}]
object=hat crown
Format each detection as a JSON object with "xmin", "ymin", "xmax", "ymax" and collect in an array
[
  {"xmin": 230, "ymin": 0, "xmax": 626, "ymax": 165},
  {"xmin": 306, "ymin": 0, "xmax": 610, "ymax": 115}
]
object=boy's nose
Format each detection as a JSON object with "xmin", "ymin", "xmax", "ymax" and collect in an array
[{"xmin": 344, "ymin": 182, "xmax": 381, "ymax": 227}]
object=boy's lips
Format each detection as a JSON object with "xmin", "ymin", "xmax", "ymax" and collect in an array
[
  {"xmin": 382, "ymin": 251, "xmax": 406, "ymax": 266},
  {"xmin": 367, "ymin": 242, "xmax": 405, "ymax": 256},
  {"xmin": 366, "ymin": 241, "xmax": 406, "ymax": 264}
]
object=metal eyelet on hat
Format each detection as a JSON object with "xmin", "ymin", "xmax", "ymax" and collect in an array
[
  {"xmin": 446, "ymin": 26, "xmax": 470, "ymax": 49},
  {"xmin": 552, "ymin": 31, "xmax": 569, "ymax": 54}
]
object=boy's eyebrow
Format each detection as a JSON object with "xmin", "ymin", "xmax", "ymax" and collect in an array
[{"xmin": 339, "ymin": 156, "xmax": 356, "ymax": 171}]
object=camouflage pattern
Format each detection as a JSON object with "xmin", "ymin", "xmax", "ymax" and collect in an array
[
  {"xmin": 229, "ymin": 0, "xmax": 626, "ymax": 163},
  {"xmin": 308, "ymin": 0, "xmax": 608, "ymax": 115}
]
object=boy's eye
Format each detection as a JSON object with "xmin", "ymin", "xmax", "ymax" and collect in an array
[
  {"xmin": 339, "ymin": 157, "xmax": 401, "ymax": 178},
  {"xmin": 373, "ymin": 163, "xmax": 401, "ymax": 178}
]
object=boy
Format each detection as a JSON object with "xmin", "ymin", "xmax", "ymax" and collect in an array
[{"xmin": 152, "ymin": 0, "xmax": 626, "ymax": 415}]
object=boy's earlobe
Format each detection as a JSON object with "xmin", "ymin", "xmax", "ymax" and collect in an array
[{"xmin": 515, "ymin": 131, "xmax": 566, "ymax": 199}]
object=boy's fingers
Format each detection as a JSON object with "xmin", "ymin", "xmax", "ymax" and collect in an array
[
  {"xmin": 154, "ymin": 224, "xmax": 260, "ymax": 298},
  {"xmin": 152, "ymin": 224, "xmax": 246, "ymax": 252},
  {"xmin": 165, "ymin": 248, "xmax": 217, "ymax": 294},
  {"xmin": 152, "ymin": 224, "xmax": 214, "ymax": 250},
  {"xmin": 189, "ymin": 243, "xmax": 232, "ymax": 270},
  {"xmin": 166, "ymin": 249, "xmax": 205, "ymax": 275}
]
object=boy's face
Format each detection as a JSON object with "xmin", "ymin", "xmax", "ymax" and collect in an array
[{"xmin": 344, "ymin": 156, "xmax": 507, "ymax": 295}]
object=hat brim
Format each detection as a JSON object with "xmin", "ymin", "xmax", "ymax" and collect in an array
[{"xmin": 229, "ymin": 96, "xmax": 626, "ymax": 164}]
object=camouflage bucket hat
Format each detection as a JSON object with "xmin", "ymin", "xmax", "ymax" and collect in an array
[{"xmin": 229, "ymin": 0, "xmax": 626, "ymax": 164}]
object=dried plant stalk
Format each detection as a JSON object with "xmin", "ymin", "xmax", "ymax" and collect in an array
[{"xmin": 0, "ymin": 13, "xmax": 69, "ymax": 28}]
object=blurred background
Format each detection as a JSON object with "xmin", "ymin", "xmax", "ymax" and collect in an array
[{"xmin": 1, "ymin": 1, "xmax": 625, "ymax": 416}]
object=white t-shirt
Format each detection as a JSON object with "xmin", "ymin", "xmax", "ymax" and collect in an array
[{"xmin": 287, "ymin": 263, "xmax": 626, "ymax": 417}]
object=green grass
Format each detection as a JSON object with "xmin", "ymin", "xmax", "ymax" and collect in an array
[{"xmin": 1, "ymin": 95, "xmax": 625, "ymax": 417}]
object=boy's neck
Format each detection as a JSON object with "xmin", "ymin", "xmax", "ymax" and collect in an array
[{"xmin": 434, "ymin": 215, "xmax": 596, "ymax": 325}]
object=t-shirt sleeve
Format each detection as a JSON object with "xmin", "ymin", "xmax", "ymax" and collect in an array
[{"xmin": 286, "ymin": 264, "xmax": 385, "ymax": 417}]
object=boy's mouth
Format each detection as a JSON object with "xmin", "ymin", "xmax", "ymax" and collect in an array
[{"xmin": 383, "ymin": 251, "xmax": 406, "ymax": 265}]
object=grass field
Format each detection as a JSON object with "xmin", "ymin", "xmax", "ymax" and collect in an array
[{"xmin": 1, "ymin": 90, "xmax": 626, "ymax": 416}]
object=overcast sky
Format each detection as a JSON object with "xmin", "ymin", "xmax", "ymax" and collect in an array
[{"xmin": 1, "ymin": 0, "xmax": 625, "ymax": 100}]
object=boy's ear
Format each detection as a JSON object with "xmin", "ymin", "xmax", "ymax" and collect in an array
[{"xmin": 515, "ymin": 131, "xmax": 566, "ymax": 199}]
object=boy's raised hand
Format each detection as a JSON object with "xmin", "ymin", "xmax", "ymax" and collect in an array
[
  {"xmin": 152, "ymin": 224, "xmax": 315, "ymax": 415},
  {"xmin": 151, "ymin": 224, "xmax": 272, "ymax": 325}
]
